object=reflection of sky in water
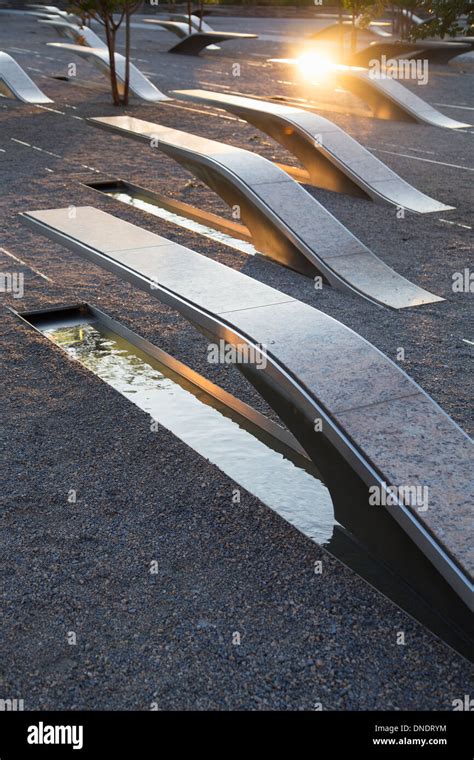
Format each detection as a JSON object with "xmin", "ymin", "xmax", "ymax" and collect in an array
[
  {"xmin": 108, "ymin": 191, "xmax": 257, "ymax": 257},
  {"xmin": 44, "ymin": 322, "xmax": 334, "ymax": 545}
]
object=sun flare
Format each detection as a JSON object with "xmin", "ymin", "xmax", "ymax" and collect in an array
[{"xmin": 296, "ymin": 51, "xmax": 335, "ymax": 81}]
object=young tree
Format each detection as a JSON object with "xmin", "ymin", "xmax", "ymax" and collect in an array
[
  {"xmin": 342, "ymin": 0, "xmax": 382, "ymax": 53},
  {"xmin": 186, "ymin": 0, "xmax": 193, "ymax": 34},
  {"xmin": 123, "ymin": 0, "xmax": 142, "ymax": 102},
  {"xmin": 196, "ymin": 0, "xmax": 204, "ymax": 32},
  {"xmin": 69, "ymin": 0, "xmax": 141, "ymax": 106},
  {"xmin": 184, "ymin": 1, "xmax": 205, "ymax": 33}
]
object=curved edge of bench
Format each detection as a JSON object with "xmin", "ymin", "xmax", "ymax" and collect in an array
[
  {"xmin": 46, "ymin": 43, "xmax": 171, "ymax": 102},
  {"xmin": 38, "ymin": 19, "xmax": 107, "ymax": 49},
  {"xmin": 162, "ymin": 144, "xmax": 445, "ymax": 309},
  {"xmin": 352, "ymin": 41, "xmax": 471, "ymax": 67},
  {"xmin": 0, "ymin": 51, "xmax": 53, "ymax": 103},
  {"xmin": 337, "ymin": 67, "xmax": 472, "ymax": 129},
  {"xmin": 167, "ymin": 32, "xmax": 257, "ymax": 55},
  {"xmin": 143, "ymin": 19, "xmax": 189, "ymax": 40},
  {"xmin": 268, "ymin": 59, "xmax": 471, "ymax": 128},
  {"xmin": 143, "ymin": 19, "xmax": 221, "ymax": 50}
]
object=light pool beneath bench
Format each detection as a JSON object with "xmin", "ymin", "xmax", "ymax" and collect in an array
[{"xmin": 42, "ymin": 318, "xmax": 335, "ymax": 546}]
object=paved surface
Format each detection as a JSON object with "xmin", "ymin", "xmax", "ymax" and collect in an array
[{"xmin": 1, "ymin": 14, "xmax": 473, "ymax": 710}]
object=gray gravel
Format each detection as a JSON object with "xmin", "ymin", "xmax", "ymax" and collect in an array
[{"xmin": 0, "ymin": 14, "xmax": 473, "ymax": 710}]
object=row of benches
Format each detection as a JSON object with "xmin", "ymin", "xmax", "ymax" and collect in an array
[
  {"xmin": 8, "ymin": 12, "xmax": 471, "ymax": 134},
  {"xmin": 3, "ymin": 8, "xmax": 473, "ymax": 614},
  {"xmin": 3, "ymin": 9, "xmax": 471, "ymax": 132},
  {"xmin": 26, "ymin": 5, "xmax": 474, "ymax": 62},
  {"xmin": 0, "ymin": 57, "xmax": 462, "ymax": 310}
]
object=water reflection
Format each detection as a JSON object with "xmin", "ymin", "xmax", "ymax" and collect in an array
[
  {"xmin": 44, "ymin": 320, "xmax": 335, "ymax": 545},
  {"xmin": 107, "ymin": 190, "xmax": 257, "ymax": 257}
]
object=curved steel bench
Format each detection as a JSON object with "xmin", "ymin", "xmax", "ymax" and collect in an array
[
  {"xmin": 452, "ymin": 36, "xmax": 474, "ymax": 51},
  {"xmin": 90, "ymin": 115, "xmax": 442, "ymax": 310},
  {"xmin": 141, "ymin": 16, "xmax": 220, "ymax": 50},
  {"xmin": 173, "ymin": 88, "xmax": 453, "ymax": 214},
  {"xmin": 0, "ymin": 51, "xmax": 52, "ymax": 103},
  {"xmin": 39, "ymin": 19, "xmax": 107, "ymax": 48},
  {"xmin": 46, "ymin": 43, "xmax": 170, "ymax": 103},
  {"xmin": 272, "ymin": 59, "xmax": 470, "ymax": 129},
  {"xmin": 141, "ymin": 18, "xmax": 220, "ymax": 51},
  {"xmin": 309, "ymin": 19, "xmax": 392, "ymax": 40},
  {"xmin": 352, "ymin": 40, "xmax": 471, "ymax": 67},
  {"xmin": 355, "ymin": 17, "xmax": 393, "ymax": 38},
  {"xmin": 20, "ymin": 205, "xmax": 474, "ymax": 615},
  {"xmin": 336, "ymin": 66, "xmax": 471, "ymax": 127},
  {"xmin": 27, "ymin": 4, "xmax": 80, "ymax": 23},
  {"xmin": 143, "ymin": 19, "xmax": 257, "ymax": 55},
  {"xmin": 168, "ymin": 13, "xmax": 215, "ymax": 32},
  {"xmin": 28, "ymin": 3, "xmax": 78, "ymax": 18},
  {"xmin": 0, "ymin": 8, "xmax": 73, "ymax": 20}
]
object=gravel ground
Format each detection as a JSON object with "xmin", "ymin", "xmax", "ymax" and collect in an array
[{"xmin": 0, "ymin": 14, "xmax": 473, "ymax": 710}]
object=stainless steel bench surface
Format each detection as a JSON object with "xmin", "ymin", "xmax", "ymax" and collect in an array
[{"xmin": 139, "ymin": 19, "xmax": 221, "ymax": 51}]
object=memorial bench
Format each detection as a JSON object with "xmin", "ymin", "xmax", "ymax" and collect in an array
[
  {"xmin": 141, "ymin": 18, "xmax": 220, "ymax": 51},
  {"xmin": 168, "ymin": 13, "xmax": 215, "ymax": 33},
  {"xmin": 90, "ymin": 114, "xmax": 443, "ymax": 310},
  {"xmin": 27, "ymin": 3, "xmax": 78, "ymax": 18},
  {"xmin": 173, "ymin": 88, "xmax": 453, "ymax": 213},
  {"xmin": 352, "ymin": 39, "xmax": 471, "ymax": 67},
  {"xmin": 20, "ymin": 205, "xmax": 473, "ymax": 616},
  {"xmin": 143, "ymin": 19, "xmax": 258, "ymax": 56},
  {"xmin": 38, "ymin": 18, "xmax": 107, "ymax": 48},
  {"xmin": 270, "ymin": 59, "xmax": 470, "ymax": 129},
  {"xmin": 0, "ymin": 50, "xmax": 52, "ymax": 103},
  {"xmin": 46, "ymin": 42, "xmax": 170, "ymax": 103},
  {"xmin": 336, "ymin": 65, "xmax": 471, "ymax": 127}
]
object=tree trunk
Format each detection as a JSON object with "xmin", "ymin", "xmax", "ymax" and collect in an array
[
  {"xmin": 198, "ymin": 0, "xmax": 203, "ymax": 31},
  {"xmin": 392, "ymin": 4, "xmax": 398, "ymax": 36},
  {"xmin": 350, "ymin": 7, "xmax": 357, "ymax": 54},
  {"xmin": 123, "ymin": 10, "xmax": 131, "ymax": 106},
  {"xmin": 104, "ymin": 18, "xmax": 121, "ymax": 107},
  {"xmin": 338, "ymin": 0, "xmax": 344, "ymax": 63},
  {"xmin": 187, "ymin": 0, "xmax": 192, "ymax": 35},
  {"xmin": 401, "ymin": 8, "xmax": 409, "ymax": 41}
]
